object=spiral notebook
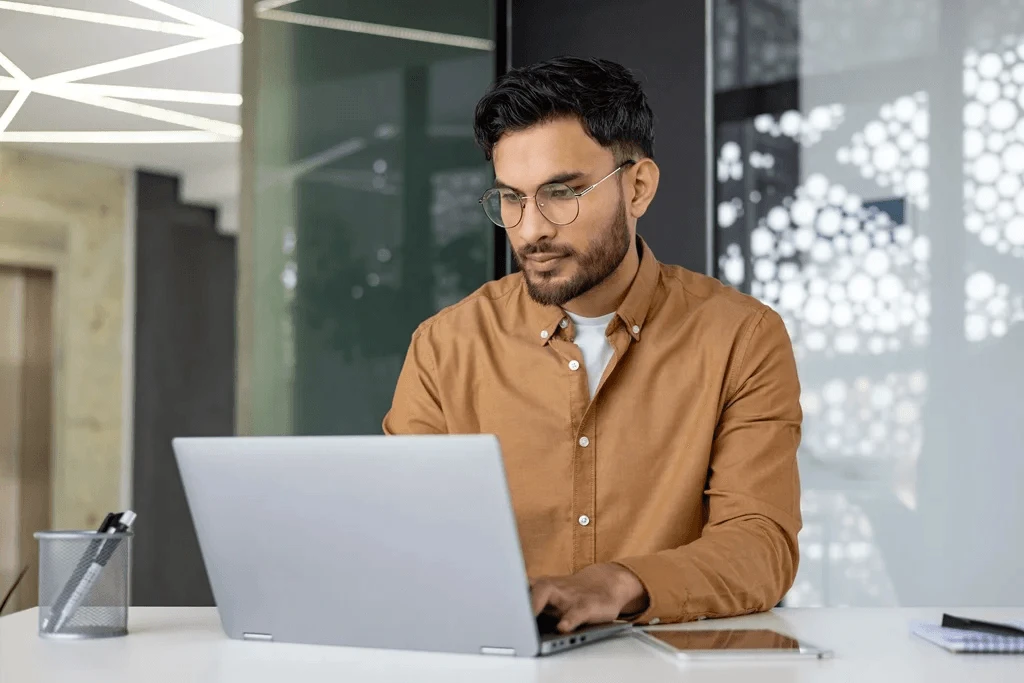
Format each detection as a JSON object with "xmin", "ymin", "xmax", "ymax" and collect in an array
[{"xmin": 910, "ymin": 620, "xmax": 1024, "ymax": 654}]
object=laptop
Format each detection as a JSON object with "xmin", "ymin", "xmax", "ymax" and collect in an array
[{"xmin": 172, "ymin": 434, "xmax": 631, "ymax": 657}]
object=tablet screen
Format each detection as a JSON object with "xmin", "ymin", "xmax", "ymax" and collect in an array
[{"xmin": 644, "ymin": 629, "xmax": 802, "ymax": 651}]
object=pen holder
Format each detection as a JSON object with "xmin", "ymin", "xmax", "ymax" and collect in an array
[{"xmin": 34, "ymin": 530, "xmax": 132, "ymax": 639}]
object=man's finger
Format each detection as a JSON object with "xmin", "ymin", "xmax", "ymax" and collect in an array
[
  {"xmin": 557, "ymin": 601, "xmax": 596, "ymax": 634},
  {"xmin": 558, "ymin": 599, "xmax": 615, "ymax": 634},
  {"xmin": 530, "ymin": 581, "xmax": 553, "ymax": 616}
]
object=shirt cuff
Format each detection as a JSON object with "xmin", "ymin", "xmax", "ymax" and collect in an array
[{"xmin": 612, "ymin": 555, "xmax": 690, "ymax": 625}]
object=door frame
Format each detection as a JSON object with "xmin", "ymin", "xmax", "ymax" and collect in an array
[{"xmin": 0, "ymin": 195, "xmax": 70, "ymax": 531}]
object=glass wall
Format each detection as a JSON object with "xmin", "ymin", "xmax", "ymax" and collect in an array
[
  {"xmin": 246, "ymin": 0, "xmax": 496, "ymax": 435},
  {"xmin": 713, "ymin": 0, "xmax": 1024, "ymax": 607}
]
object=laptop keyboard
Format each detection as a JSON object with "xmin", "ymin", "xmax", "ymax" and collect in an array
[{"xmin": 536, "ymin": 612, "xmax": 563, "ymax": 636}]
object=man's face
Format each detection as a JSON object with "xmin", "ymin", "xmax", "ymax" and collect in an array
[{"xmin": 491, "ymin": 117, "xmax": 634, "ymax": 307}]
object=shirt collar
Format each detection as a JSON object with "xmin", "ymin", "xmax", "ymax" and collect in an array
[{"xmin": 522, "ymin": 235, "xmax": 661, "ymax": 346}]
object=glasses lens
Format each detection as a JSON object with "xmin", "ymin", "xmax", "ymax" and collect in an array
[
  {"xmin": 481, "ymin": 189, "xmax": 522, "ymax": 228},
  {"xmin": 537, "ymin": 184, "xmax": 580, "ymax": 225}
]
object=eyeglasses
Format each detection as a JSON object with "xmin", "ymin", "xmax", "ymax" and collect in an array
[{"xmin": 480, "ymin": 161, "xmax": 635, "ymax": 229}]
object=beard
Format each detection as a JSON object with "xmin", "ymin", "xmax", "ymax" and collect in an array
[{"xmin": 514, "ymin": 197, "xmax": 631, "ymax": 307}]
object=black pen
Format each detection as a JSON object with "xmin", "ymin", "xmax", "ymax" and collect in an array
[{"xmin": 942, "ymin": 613, "xmax": 1024, "ymax": 637}]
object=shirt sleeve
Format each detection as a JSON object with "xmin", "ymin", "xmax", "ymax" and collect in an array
[
  {"xmin": 614, "ymin": 307, "xmax": 802, "ymax": 623},
  {"xmin": 382, "ymin": 324, "xmax": 448, "ymax": 435}
]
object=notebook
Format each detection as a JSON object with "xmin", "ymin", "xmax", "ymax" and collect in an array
[{"xmin": 910, "ymin": 620, "xmax": 1024, "ymax": 654}]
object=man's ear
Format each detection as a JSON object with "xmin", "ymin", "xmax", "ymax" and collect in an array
[{"xmin": 626, "ymin": 159, "xmax": 660, "ymax": 219}]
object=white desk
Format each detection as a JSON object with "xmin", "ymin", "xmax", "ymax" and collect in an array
[{"xmin": 1, "ymin": 607, "xmax": 1021, "ymax": 682}]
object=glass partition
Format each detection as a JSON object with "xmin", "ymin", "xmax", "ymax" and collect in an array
[
  {"xmin": 713, "ymin": 0, "xmax": 1024, "ymax": 607},
  {"xmin": 246, "ymin": 0, "xmax": 496, "ymax": 435}
]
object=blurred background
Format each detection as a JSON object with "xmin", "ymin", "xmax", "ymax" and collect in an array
[{"xmin": 0, "ymin": 0, "xmax": 1021, "ymax": 613}]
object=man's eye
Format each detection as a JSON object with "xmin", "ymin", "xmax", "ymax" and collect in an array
[{"xmin": 545, "ymin": 186, "xmax": 576, "ymax": 200}]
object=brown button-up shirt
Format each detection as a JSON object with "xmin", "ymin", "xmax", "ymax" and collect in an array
[{"xmin": 383, "ymin": 237, "xmax": 802, "ymax": 623}]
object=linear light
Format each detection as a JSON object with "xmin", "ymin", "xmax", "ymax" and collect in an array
[
  {"xmin": 0, "ymin": 2, "xmax": 242, "ymax": 144},
  {"xmin": 34, "ymin": 37, "xmax": 237, "ymax": 85},
  {"xmin": 257, "ymin": 9, "xmax": 494, "ymax": 51},
  {"xmin": 0, "ymin": 89, "xmax": 29, "ymax": 132},
  {"xmin": 32, "ymin": 85, "xmax": 241, "ymax": 138},
  {"xmin": 0, "ymin": 131, "xmax": 233, "ymax": 143},
  {"xmin": 0, "ymin": 77, "xmax": 240, "ymax": 106},
  {"xmin": 254, "ymin": 0, "xmax": 301, "ymax": 10},
  {"xmin": 0, "ymin": 48, "xmax": 28, "ymax": 81},
  {"xmin": 29, "ymin": 83, "xmax": 241, "ymax": 106},
  {"xmin": 127, "ymin": 0, "xmax": 242, "ymax": 40},
  {"xmin": 0, "ymin": 1, "xmax": 216, "ymax": 38}
]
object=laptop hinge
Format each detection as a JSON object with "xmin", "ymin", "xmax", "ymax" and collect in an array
[
  {"xmin": 480, "ymin": 646, "xmax": 516, "ymax": 656},
  {"xmin": 242, "ymin": 632, "xmax": 274, "ymax": 642}
]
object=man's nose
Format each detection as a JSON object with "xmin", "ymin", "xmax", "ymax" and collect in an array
[{"xmin": 516, "ymin": 197, "xmax": 558, "ymax": 244}]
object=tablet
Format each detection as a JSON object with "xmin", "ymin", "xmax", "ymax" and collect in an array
[{"xmin": 636, "ymin": 628, "xmax": 833, "ymax": 660}]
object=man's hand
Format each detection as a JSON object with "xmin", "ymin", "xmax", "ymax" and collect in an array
[{"xmin": 530, "ymin": 563, "xmax": 649, "ymax": 633}]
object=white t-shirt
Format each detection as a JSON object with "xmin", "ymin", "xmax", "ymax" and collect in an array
[{"xmin": 565, "ymin": 311, "xmax": 616, "ymax": 400}]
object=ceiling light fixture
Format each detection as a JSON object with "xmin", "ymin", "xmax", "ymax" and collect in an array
[
  {"xmin": 127, "ymin": 0, "xmax": 242, "ymax": 40},
  {"xmin": 0, "ymin": 81, "xmax": 242, "ymax": 106},
  {"xmin": 0, "ymin": 89, "xmax": 29, "ymax": 132},
  {"xmin": 254, "ymin": 0, "xmax": 301, "ymax": 11},
  {"xmin": 0, "ymin": 48, "xmax": 28, "ymax": 133},
  {"xmin": 0, "ymin": 1, "xmax": 218, "ymax": 38},
  {"xmin": 34, "ymin": 37, "xmax": 238, "ymax": 85},
  {"xmin": 0, "ymin": 2, "xmax": 241, "ymax": 142},
  {"xmin": 0, "ymin": 48, "xmax": 28, "ymax": 81},
  {"xmin": 0, "ymin": 130, "xmax": 231, "ymax": 143},
  {"xmin": 256, "ymin": 9, "xmax": 494, "ymax": 51},
  {"xmin": 33, "ymin": 85, "xmax": 241, "ymax": 138}
]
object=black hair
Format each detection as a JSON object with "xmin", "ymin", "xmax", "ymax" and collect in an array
[{"xmin": 473, "ymin": 56, "xmax": 655, "ymax": 163}]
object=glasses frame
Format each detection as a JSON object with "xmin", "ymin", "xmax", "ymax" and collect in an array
[{"xmin": 480, "ymin": 160, "xmax": 636, "ymax": 229}]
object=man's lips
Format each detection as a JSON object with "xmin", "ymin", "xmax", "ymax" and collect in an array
[{"xmin": 527, "ymin": 253, "xmax": 569, "ymax": 263}]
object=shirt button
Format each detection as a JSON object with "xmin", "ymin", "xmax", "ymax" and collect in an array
[
  {"xmin": 632, "ymin": 325, "xmax": 641, "ymax": 334},
  {"xmin": 578, "ymin": 436, "xmax": 590, "ymax": 447},
  {"xmin": 540, "ymin": 330, "xmax": 549, "ymax": 339},
  {"xmin": 568, "ymin": 360, "xmax": 580, "ymax": 371},
  {"xmin": 560, "ymin": 318, "xmax": 568, "ymax": 329},
  {"xmin": 578, "ymin": 515, "xmax": 590, "ymax": 526}
]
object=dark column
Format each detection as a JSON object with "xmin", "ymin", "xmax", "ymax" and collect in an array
[
  {"xmin": 131, "ymin": 172, "xmax": 236, "ymax": 606},
  {"xmin": 510, "ymin": 0, "xmax": 709, "ymax": 272}
]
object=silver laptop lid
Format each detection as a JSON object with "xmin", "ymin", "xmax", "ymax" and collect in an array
[{"xmin": 173, "ymin": 435, "xmax": 541, "ymax": 656}]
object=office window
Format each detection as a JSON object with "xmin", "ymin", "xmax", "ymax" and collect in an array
[
  {"xmin": 713, "ymin": 0, "xmax": 1024, "ymax": 607},
  {"xmin": 245, "ymin": 0, "xmax": 496, "ymax": 435}
]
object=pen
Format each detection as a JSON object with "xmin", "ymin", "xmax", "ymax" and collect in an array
[
  {"xmin": 942, "ymin": 613, "xmax": 1024, "ymax": 638},
  {"xmin": 41, "ymin": 512, "xmax": 120, "ymax": 632},
  {"xmin": 48, "ymin": 510, "xmax": 137, "ymax": 634}
]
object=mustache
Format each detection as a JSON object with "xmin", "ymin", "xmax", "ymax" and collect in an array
[{"xmin": 516, "ymin": 242, "xmax": 575, "ymax": 259}]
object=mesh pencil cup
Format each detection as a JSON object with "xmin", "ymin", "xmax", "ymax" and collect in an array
[{"xmin": 34, "ymin": 530, "xmax": 132, "ymax": 639}]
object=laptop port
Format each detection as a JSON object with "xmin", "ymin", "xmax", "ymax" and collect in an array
[
  {"xmin": 569, "ymin": 637, "xmax": 577, "ymax": 645},
  {"xmin": 580, "ymin": 635, "xmax": 587, "ymax": 642}
]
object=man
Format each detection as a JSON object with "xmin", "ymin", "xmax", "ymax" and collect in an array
[{"xmin": 384, "ymin": 57, "xmax": 802, "ymax": 633}]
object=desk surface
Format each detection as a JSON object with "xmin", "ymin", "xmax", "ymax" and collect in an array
[{"xmin": 2, "ymin": 607, "xmax": 1022, "ymax": 682}]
